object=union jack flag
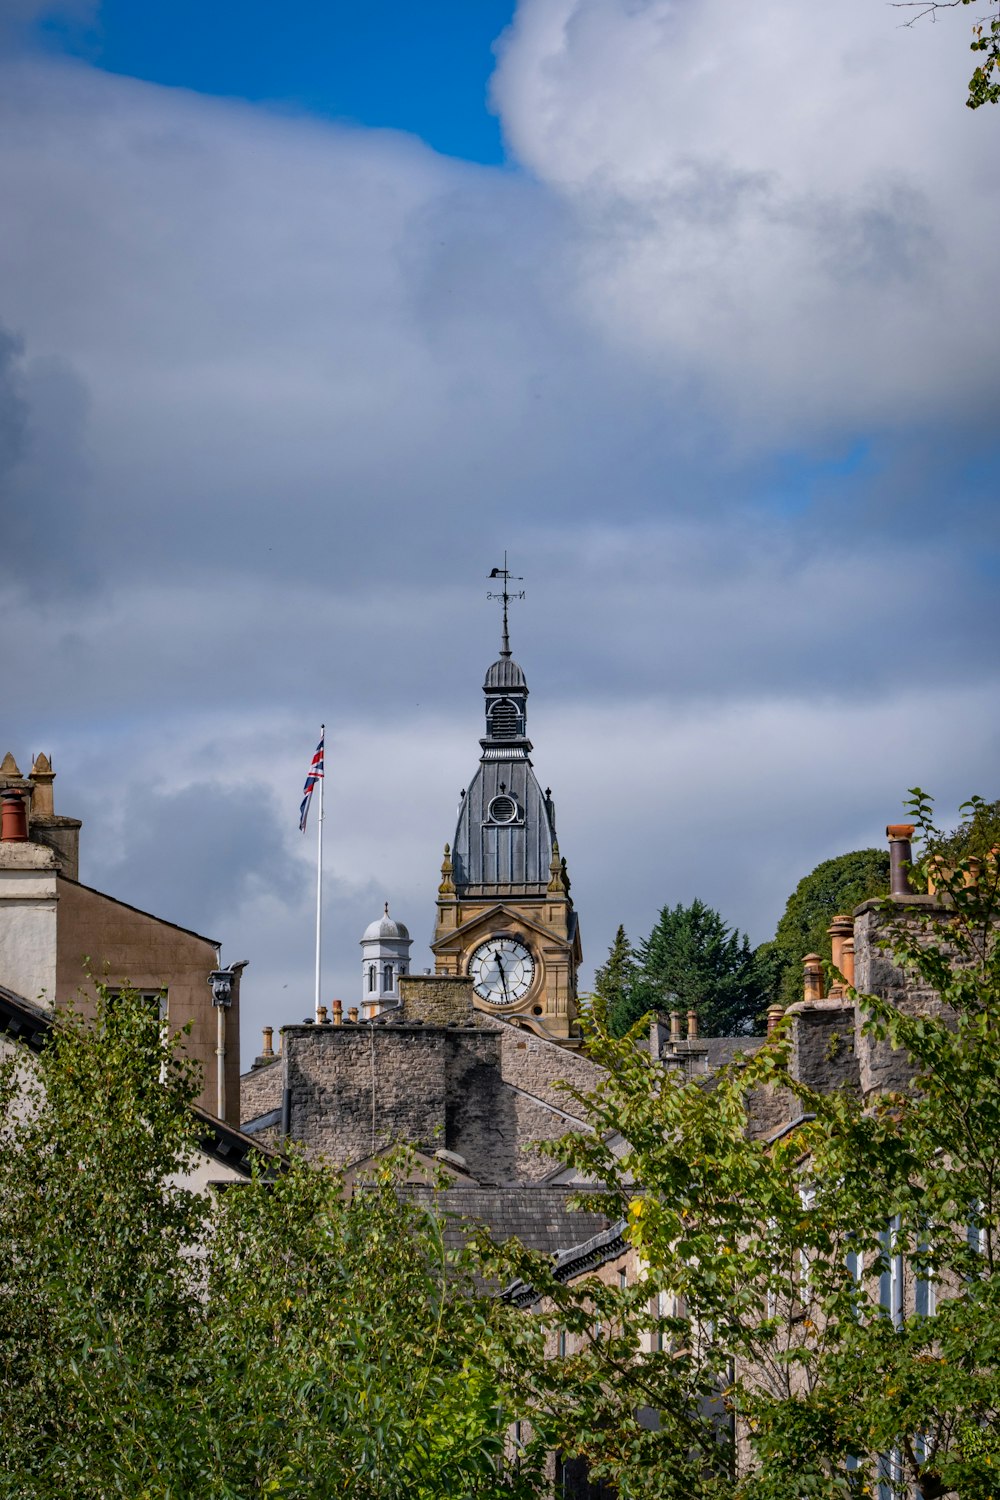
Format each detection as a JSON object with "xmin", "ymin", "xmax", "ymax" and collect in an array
[{"xmin": 299, "ymin": 731, "xmax": 325, "ymax": 832}]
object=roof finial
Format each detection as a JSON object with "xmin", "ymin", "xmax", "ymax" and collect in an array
[
  {"xmin": 487, "ymin": 552, "xmax": 524, "ymax": 660},
  {"xmin": 384, "ymin": 901, "xmax": 389, "ymax": 916}
]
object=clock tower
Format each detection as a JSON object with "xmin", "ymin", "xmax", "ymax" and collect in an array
[{"xmin": 431, "ymin": 571, "xmax": 581, "ymax": 1043}]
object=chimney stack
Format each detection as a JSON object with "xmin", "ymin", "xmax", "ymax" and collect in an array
[
  {"xmin": 1, "ymin": 790, "xmax": 28, "ymax": 842},
  {"xmin": 887, "ymin": 824, "xmax": 915, "ymax": 897}
]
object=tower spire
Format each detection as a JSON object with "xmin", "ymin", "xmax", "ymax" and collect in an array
[{"xmin": 487, "ymin": 553, "xmax": 524, "ymax": 660}]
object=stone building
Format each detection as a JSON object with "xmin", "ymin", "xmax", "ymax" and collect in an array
[
  {"xmin": 240, "ymin": 970, "xmax": 606, "ymax": 1184},
  {"xmin": 0, "ymin": 753, "xmax": 243, "ymax": 1124}
]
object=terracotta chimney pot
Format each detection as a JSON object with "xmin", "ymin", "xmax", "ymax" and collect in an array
[
  {"xmin": 669, "ymin": 1009, "xmax": 683, "ymax": 1042},
  {"xmin": 261, "ymin": 1025, "xmax": 274, "ymax": 1059},
  {"xmin": 766, "ymin": 1004, "xmax": 784, "ymax": 1037},
  {"xmin": 1, "ymin": 790, "xmax": 28, "ymax": 842},
  {"xmin": 317, "ymin": 1004, "xmax": 328, "ymax": 1025},
  {"xmin": 841, "ymin": 938, "xmax": 855, "ymax": 988},
  {"xmin": 348, "ymin": 1006, "xmax": 359, "ymax": 1023},
  {"xmin": 686, "ymin": 1008, "xmax": 698, "ymax": 1040},
  {"xmin": 964, "ymin": 857, "xmax": 982, "ymax": 889},
  {"xmin": 802, "ymin": 952, "xmax": 824, "ymax": 1003}
]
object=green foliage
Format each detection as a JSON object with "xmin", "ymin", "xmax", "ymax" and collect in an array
[
  {"xmin": 933, "ymin": 794, "xmax": 1000, "ymax": 864},
  {"xmin": 964, "ymin": 0, "xmax": 1000, "ymax": 106},
  {"xmin": 769, "ymin": 848, "xmax": 889, "ymax": 1007},
  {"xmin": 494, "ymin": 790, "xmax": 1000, "ymax": 1498},
  {"xmin": 0, "ymin": 984, "xmax": 546, "ymax": 1498},
  {"xmin": 593, "ymin": 924, "xmax": 643, "ymax": 1037},
  {"xmin": 622, "ymin": 898, "xmax": 770, "ymax": 1036},
  {"xmin": 899, "ymin": 0, "xmax": 1000, "ymax": 106}
]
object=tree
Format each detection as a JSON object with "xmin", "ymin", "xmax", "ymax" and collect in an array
[
  {"xmin": 935, "ymin": 794, "xmax": 1000, "ymax": 863},
  {"xmin": 764, "ymin": 847, "xmax": 889, "ymax": 1008},
  {"xmin": 0, "ymin": 984, "xmax": 547, "ymax": 1498},
  {"xmin": 593, "ymin": 924, "xmax": 644, "ymax": 1037},
  {"xmin": 627, "ymin": 898, "xmax": 770, "ymax": 1036},
  {"xmin": 894, "ymin": 0, "xmax": 1000, "ymax": 107},
  {"xmin": 497, "ymin": 791, "xmax": 1000, "ymax": 1499}
]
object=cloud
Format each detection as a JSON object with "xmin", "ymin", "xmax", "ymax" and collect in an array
[
  {"xmin": 0, "ymin": 7, "xmax": 997, "ymax": 1063},
  {"xmin": 492, "ymin": 0, "xmax": 1000, "ymax": 437}
]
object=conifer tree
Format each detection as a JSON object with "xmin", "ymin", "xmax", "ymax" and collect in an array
[
  {"xmin": 634, "ymin": 898, "xmax": 767, "ymax": 1036},
  {"xmin": 594, "ymin": 924, "xmax": 645, "ymax": 1037}
]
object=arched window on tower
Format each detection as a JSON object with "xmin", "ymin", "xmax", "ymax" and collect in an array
[
  {"xmin": 368, "ymin": 965, "xmax": 376, "ymax": 992},
  {"xmin": 383, "ymin": 963, "xmax": 394, "ymax": 991},
  {"xmin": 489, "ymin": 699, "xmax": 519, "ymax": 739}
]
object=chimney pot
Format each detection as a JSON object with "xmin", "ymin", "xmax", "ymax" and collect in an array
[
  {"xmin": 332, "ymin": 1000, "xmax": 343, "ymax": 1026},
  {"xmin": 886, "ymin": 824, "xmax": 915, "ymax": 897},
  {"xmin": 766, "ymin": 1004, "xmax": 785, "ymax": 1037},
  {"xmin": 261, "ymin": 1025, "xmax": 274, "ymax": 1058},
  {"xmin": 841, "ymin": 938, "xmax": 855, "ymax": 988},
  {"xmin": 686, "ymin": 1009, "xmax": 698, "ymax": 1040},
  {"xmin": 802, "ymin": 953, "xmax": 824, "ymax": 1003},
  {"xmin": 669, "ymin": 1009, "xmax": 683, "ymax": 1041},
  {"xmin": 317, "ymin": 1004, "xmax": 328, "ymax": 1025},
  {"xmin": 827, "ymin": 915, "xmax": 853, "ymax": 995},
  {"xmin": 348, "ymin": 1006, "xmax": 359, "ymax": 1023},
  {"xmin": 1, "ymin": 790, "xmax": 28, "ymax": 842}
]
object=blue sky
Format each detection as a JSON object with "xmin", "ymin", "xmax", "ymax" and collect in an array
[
  {"xmin": 36, "ymin": 0, "xmax": 516, "ymax": 163},
  {"xmin": 3, "ymin": 0, "xmax": 999, "ymax": 1060}
]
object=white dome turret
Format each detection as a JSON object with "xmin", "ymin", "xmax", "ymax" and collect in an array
[{"xmin": 360, "ymin": 902, "xmax": 412, "ymax": 1018}]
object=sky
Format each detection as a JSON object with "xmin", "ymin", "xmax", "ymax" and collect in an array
[{"xmin": 2, "ymin": 0, "xmax": 999, "ymax": 1066}]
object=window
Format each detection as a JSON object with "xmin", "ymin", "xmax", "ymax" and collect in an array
[
  {"xmin": 383, "ymin": 963, "xmax": 394, "ymax": 991},
  {"xmin": 879, "ymin": 1217, "xmax": 903, "ymax": 1329},
  {"xmin": 107, "ymin": 988, "xmax": 168, "ymax": 1022},
  {"xmin": 618, "ymin": 1267, "xmax": 627, "ymax": 1290},
  {"xmin": 489, "ymin": 699, "xmax": 519, "ymax": 739},
  {"xmin": 914, "ymin": 1233, "xmax": 936, "ymax": 1319},
  {"xmin": 558, "ymin": 1329, "xmax": 567, "ymax": 1357},
  {"xmin": 368, "ymin": 966, "xmax": 376, "ymax": 992},
  {"xmin": 654, "ymin": 1290, "xmax": 668, "ymax": 1352}
]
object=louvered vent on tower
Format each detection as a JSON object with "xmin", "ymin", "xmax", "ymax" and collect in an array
[{"xmin": 489, "ymin": 700, "xmax": 519, "ymax": 739}]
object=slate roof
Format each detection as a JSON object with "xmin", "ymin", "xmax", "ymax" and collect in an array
[{"xmin": 401, "ymin": 1184, "xmax": 611, "ymax": 1258}]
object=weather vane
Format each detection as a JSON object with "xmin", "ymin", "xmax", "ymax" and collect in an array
[{"xmin": 487, "ymin": 552, "xmax": 524, "ymax": 659}]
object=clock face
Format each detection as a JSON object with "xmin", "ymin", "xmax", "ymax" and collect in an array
[{"xmin": 469, "ymin": 937, "xmax": 535, "ymax": 1007}]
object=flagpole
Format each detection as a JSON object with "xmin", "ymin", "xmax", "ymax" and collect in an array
[{"xmin": 314, "ymin": 723, "xmax": 324, "ymax": 1020}]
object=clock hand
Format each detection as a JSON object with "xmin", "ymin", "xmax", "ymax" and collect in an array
[{"xmin": 492, "ymin": 949, "xmax": 510, "ymax": 1004}]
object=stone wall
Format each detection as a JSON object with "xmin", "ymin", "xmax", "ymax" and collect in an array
[
  {"xmin": 488, "ymin": 1018, "xmax": 604, "ymax": 1117},
  {"xmin": 240, "ymin": 1056, "xmax": 282, "ymax": 1124},
  {"xmin": 786, "ymin": 1000, "xmax": 860, "ymax": 1095},
  {"xmin": 281, "ymin": 1021, "xmax": 521, "ymax": 1182},
  {"xmin": 852, "ymin": 897, "xmax": 956, "ymax": 1099},
  {"xmin": 398, "ymin": 973, "xmax": 474, "ymax": 1025}
]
